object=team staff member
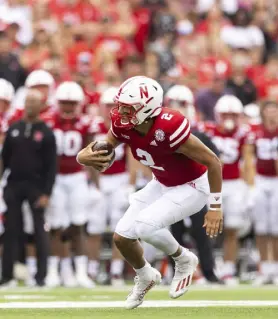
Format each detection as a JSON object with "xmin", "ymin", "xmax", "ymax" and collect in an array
[{"xmin": 0, "ymin": 90, "xmax": 57, "ymax": 287}]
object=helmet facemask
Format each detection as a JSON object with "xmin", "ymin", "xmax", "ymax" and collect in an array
[
  {"xmin": 218, "ymin": 113, "xmax": 241, "ymax": 131},
  {"xmin": 110, "ymin": 101, "xmax": 144, "ymax": 130},
  {"xmin": 59, "ymin": 100, "xmax": 80, "ymax": 119}
]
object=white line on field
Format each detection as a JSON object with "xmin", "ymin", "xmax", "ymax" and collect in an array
[
  {"xmin": 1, "ymin": 285, "xmax": 278, "ymax": 294},
  {"xmin": 0, "ymin": 300, "xmax": 278, "ymax": 309},
  {"xmin": 3, "ymin": 295, "xmax": 55, "ymax": 300}
]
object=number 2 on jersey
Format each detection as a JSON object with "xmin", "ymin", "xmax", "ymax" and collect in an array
[
  {"xmin": 161, "ymin": 113, "xmax": 173, "ymax": 120},
  {"xmin": 136, "ymin": 149, "xmax": 164, "ymax": 171}
]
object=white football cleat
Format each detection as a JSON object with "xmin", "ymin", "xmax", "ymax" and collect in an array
[
  {"xmin": 273, "ymin": 276, "xmax": 278, "ymax": 286},
  {"xmin": 0, "ymin": 279, "xmax": 18, "ymax": 288},
  {"xmin": 61, "ymin": 271, "xmax": 78, "ymax": 288},
  {"xmin": 111, "ymin": 276, "xmax": 125, "ymax": 287},
  {"xmin": 45, "ymin": 270, "xmax": 61, "ymax": 288},
  {"xmin": 252, "ymin": 274, "xmax": 272, "ymax": 286},
  {"xmin": 126, "ymin": 267, "xmax": 161, "ymax": 310},
  {"xmin": 222, "ymin": 276, "xmax": 239, "ymax": 286},
  {"xmin": 25, "ymin": 276, "xmax": 36, "ymax": 287},
  {"xmin": 170, "ymin": 250, "xmax": 198, "ymax": 299},
  {"xmin": 76, "ymin": 273, "xmax": 96, "ymax": 288}
]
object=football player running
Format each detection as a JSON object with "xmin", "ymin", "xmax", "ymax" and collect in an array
[
  {"xmin": 77, "ymin": 76, "xmax": 223, "ymax": 309},
  {"xmin": 245, "ymin": 100, "xmax": 278, "ymax": 285},
  {"xmin": 44, "ymin": 81, "xmax": 95, "ymax": 288}
]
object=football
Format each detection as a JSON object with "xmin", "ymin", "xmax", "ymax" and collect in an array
[{"xmin": 91, "ymin": 141, "xmax": 115, "ymax": 167}]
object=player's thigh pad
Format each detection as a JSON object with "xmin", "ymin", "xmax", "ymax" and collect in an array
[
  {"xmin": 115, "ymin": 179, "xmax": 163, "ymax": 239},
  {"xmin": 68, "ymin": 173, "xmax": 91, "ymax": 226},
  {"xmin": 46, "ymin": 179, "xmax": 69, "ymax": 229},
  {"xmin": 87, "ymin": 189, "xmax": 107, "ymax": 235},
  {"xmin": 222, "ymin": 180, "xmax": 247, "ymax": 229}
]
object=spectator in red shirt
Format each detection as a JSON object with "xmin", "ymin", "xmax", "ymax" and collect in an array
[
  {"xmin": 257, "ymin": 54, "xmax": 278, "ymax": 101},
  {"xmin": 226, "ymin": 54, "xmax": 257, "ymax": 106},
  {"xmin": 122, "ymin": 55, "xmax": 145, "ymax": 79},
  {"xmin": 20, "ymin": 23, "xmax": 54, "ymax": 72},
  {"xmin": 48, "ymin": 0, "xmax": 100, "ymax": 24},
  {"xmin": 196, "ymin": 4, "xmax": 230, "ymax": 35},
  {"xmin": 130, "ymin": 0, "xmax": 151, "ymax": 55}
]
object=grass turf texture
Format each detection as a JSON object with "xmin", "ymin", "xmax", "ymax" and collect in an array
[
  {"xmin": 1, "ymin": 308, "xmax": 278, "ymax": 319},
  {"xmin": 0, "ymin": 286, "xmax": 277, "ymax": 318}
]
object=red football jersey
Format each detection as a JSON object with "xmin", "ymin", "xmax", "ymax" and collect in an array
[
  {"xmin": 111, "ymin": 108, "xmax": 206, "ymax": 187},
  {"xmin": 246, "ymin": 124, "xmax": 278, "ymax": 176},
  {"xmin": 43, "ymin": 112, "xmax": 93, "ymax": 174},
  {"xmin": 202, "ymin": 122, "xmax": 248, "ymax": 180},
  {"xmin": 90, "ymin": 117, "xmax": 127, "ymax": 175}
]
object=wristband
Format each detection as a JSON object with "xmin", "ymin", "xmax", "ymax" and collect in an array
[
  {"xmin": 208, "ymin": 207, "xmax": 222, "ymax": 211},
  {"xmin": 209, "ymin": 193, "xmax": 222, "ymax": 205}
]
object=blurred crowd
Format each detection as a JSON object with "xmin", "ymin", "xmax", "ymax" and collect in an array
[
  {"xmin": 1, "ymin": 0, "xmax": 278, "ymax": 107},
  {"xmin": 0, "ymin": 0, "xmax": 277, "ymax": 288}
]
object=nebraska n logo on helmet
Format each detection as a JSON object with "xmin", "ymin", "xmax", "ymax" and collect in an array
[{"xmin": 111, "ymin": 76, "xmax": 163, "ymax": 129}]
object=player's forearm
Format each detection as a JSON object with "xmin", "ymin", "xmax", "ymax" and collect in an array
[
  {"xmin": 106, "ymin": 130, "xmax": 122, "ymax": 148},
  {"xmin": 242, "ymin": 145, "xmax": 255, "ymax": 186},
  {"xmin": 243, "ymin": 161, "xmax": 255, "ymax": 186},
  {"xmin": 206, "ymin": 158, "xmax": 223, "ymax": 193},
  {"xmin": 86, "ymin": 167, "xmax": 100, "ymax": 189}
]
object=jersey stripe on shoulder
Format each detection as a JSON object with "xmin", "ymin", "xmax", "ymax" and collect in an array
[
  {"xmin": 170, "ymin": 118, "xmax": 188, "ymax": 141},
  {"xmin": 169, "ymin": 121, "xmax": 191, "ymax": 148}
]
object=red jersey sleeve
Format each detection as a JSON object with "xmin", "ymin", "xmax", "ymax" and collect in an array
[
  {"xmin": 166, "ymin": 112, "xmax": 191, "ymax": 151},
  {"xmin": 110, "ymin": 122, "xmax": 125, "ymax": 143}
]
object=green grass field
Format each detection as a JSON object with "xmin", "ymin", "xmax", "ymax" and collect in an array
[{"xmin": 0, "ymin": 286, "xmax": 278, "ymax": 318}]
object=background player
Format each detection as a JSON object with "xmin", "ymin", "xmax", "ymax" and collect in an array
[
  {"xmin": 44, "ymin": 81, "xmax": 94, "ymax": 288},
  {"xmin": 245, "ymin": 100, "xmax": 278, "ymax": 285},
  {"xmin": 77, "ymin": 76, "xmax": 223, "ymax": 309},
  {"xmin": 202, "ymin": 95, "xmax": 252, "ymax": 285},
  {"xmin": 10, "ymin": 69, "xmax": 55, "ymax": 122},
  {"xmin": 165, "ymin": 84, "xmax": 222, "ymax": 284},
  {"xmin": 87, "ymin": 87, "xmax": 136, "ymax": 286}
]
